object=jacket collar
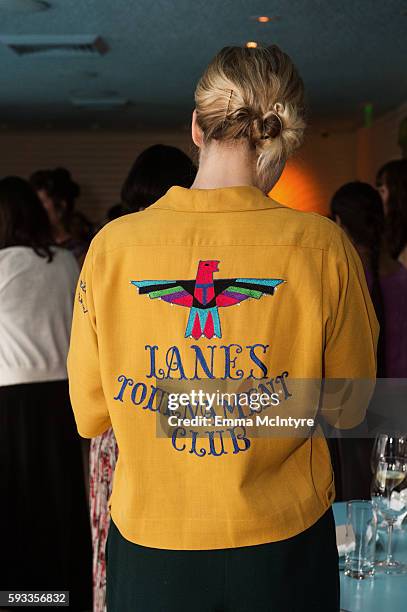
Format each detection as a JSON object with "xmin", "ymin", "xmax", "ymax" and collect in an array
[{"xmin": 149, "ymin": 185, "xmax": 283, "ymax": 213}]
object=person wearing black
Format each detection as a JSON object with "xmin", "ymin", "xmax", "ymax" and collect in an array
[{"xmin": 0, "ymin": 177, "xmax": 92, "ymax": 610}]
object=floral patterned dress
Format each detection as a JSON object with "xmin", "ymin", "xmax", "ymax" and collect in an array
[{"xmin": 90, "ymin": 428, "xmax": 118, "ymax": 612}]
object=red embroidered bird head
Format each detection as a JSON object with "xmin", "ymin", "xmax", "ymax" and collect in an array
[{"xmin": 197, "ymin": 260, "xmax": 220, "ymax": 281}]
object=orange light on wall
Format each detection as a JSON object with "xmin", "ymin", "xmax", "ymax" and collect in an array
[{"xmin": 269, "ymin": 160, "xmax": 328, "ymax": 215}]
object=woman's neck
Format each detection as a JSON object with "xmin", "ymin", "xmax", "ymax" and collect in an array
[
  {"xmin": 191, "ymin": 140, "xmax": 256, "ymax": 190},
  {"xmin": 53, "ymin": 224, "xmax": 71, "ymax": 244}
]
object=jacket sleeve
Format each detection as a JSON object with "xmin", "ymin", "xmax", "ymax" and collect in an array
[
  {"xmin": 67, "ymin": 244, "xmax": 111, "ymax": 438},
  {"xmin": 321, "ymin": 226, "xmax": 379, "ymax": 429}
]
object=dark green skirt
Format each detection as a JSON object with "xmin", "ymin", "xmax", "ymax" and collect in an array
[{"xmin": 106, "ymin": 508, "xmax": 339, "ymax": 612}]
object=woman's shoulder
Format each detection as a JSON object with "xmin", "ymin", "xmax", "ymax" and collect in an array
[
  {"xmin": 0, "ymin": 245, "xmax": 78, "ymax": 277},
  {"xmin": 50, "ymin": 246, "xmax": 80, "ymax": 275},
  {"xmin": 0, "ymin": 245, "xmax": 34, "ymax": 259},
  {"xmin": 0, "ymin": 246, "xmax": 39, "ymax": 272},
  {"xmin": 264, "ymin": 200, "xmax": 345, "ymax": 253},
  {"xmin": 86, "ymin": 212, "xmax": 145, "ymax": 255},
  {"xmin": 87, "ymin": 200, "xmax": 344, "ymax": 259}
]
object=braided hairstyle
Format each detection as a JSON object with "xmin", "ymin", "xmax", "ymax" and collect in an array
[{"xmin": 331, "ymin": 182, "xmax": 386, "ymax": 376}]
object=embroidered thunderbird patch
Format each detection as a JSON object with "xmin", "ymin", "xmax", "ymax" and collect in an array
[{"xmin": 131, "ymin": 260, "xmax": 285, "ymax": 340}]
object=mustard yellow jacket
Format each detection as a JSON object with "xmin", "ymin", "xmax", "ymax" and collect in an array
[{"xmin": 68, "ymin": 185, "xmax": 378, "ymax": 549}]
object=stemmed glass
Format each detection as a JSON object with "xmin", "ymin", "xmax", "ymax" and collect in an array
[
  {"xmin": 370, "ymin": 433, "xmax": 391, "ymax": 474},
  {"xmin": 371, "ymin": 434, "xmax": 407, "ymax": 574}
]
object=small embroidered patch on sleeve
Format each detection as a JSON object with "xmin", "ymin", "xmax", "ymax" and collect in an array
[{"xmin": 78, "ymin": 279, "xmax": 88, "ymax": 314}]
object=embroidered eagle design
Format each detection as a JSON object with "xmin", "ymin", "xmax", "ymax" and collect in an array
[{"xmin": 131, "ymin": 260, "xmax": 285, "ymax": 340}]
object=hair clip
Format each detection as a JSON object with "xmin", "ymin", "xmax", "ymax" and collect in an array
[{"xmin": 224, "ymin": 89, "xmax": 234, "ymax": 121}]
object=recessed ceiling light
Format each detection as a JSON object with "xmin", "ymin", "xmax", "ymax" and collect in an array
[
  {"xmin": 250, "ymin": 15, "xmax": 281, "ymax": 23},
  {"xmin": 246, "ymin": 41, "xmax": 258, "ymax": 49},
  {"xmin": 0, "ymin": 0, "xmax": 50, "ymax": 12}
]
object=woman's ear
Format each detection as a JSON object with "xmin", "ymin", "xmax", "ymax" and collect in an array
[{"xmin": 191, "ymin": 110, "xmax": 203, "ymax": 148}]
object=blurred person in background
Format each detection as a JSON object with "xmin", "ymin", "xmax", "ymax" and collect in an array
[
  {"xmin": 30, "ymin": 167, "xmax": 93, "ymax": 265},
  {"xmin": 332, "ymin": 181, "xmax": 407, "ymax": 379},
  {"xmin": 376, "ymin": 159, "xmax": 407, "ymax": 269},
  {"xmin": 0, "ymin": 177, "xmax": 92, "ymax": 610},
  {"xmin": 90, "ymin": 144, "xmax": 196, "ymax": 612},
  {"xmin": 31, "ymin": 168, "xmax": 94, "ymax": 501},
  {"xmin": 330, "ymin": 181, "xmax": 407, "ymax": 499},
  {"xmin": 121, "ymin": 144, "xmax": 197, "ymax": 211}
]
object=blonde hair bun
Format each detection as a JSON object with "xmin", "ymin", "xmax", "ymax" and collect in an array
[{"xmin": 195, "ymin": 45, "xmax": 306, "ymax": 183}]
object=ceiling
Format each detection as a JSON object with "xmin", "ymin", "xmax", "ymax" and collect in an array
[{"xmin": 0, "ymin": 0, "xmax": 406, "ymax": 130}]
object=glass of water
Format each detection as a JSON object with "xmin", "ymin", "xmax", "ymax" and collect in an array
[
  {"xmin": 371, "ymin": 456, "xmax": 407, "ymax": 573},
  {"xmin": 345, "ymin": 500, "xmax": 377, "ymax": 579}
]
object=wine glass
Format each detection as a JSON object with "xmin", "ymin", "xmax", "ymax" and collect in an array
[
  {"xmin": 371, "ymin": 434, "xmax": 407, "ymax": 574},
  {"xmin": 371, "ymin": 434, "xmax": 407, "ymax": 528},
  {"xmin": 371, "ymin": 433, "xmax": 407, "ymax": 473},
  {"xmin": 371, "ymin": 433, "xmax": 389, "ymax": 474}
]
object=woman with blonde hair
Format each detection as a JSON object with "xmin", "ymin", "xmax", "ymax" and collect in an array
[{"xmin": 69, "ymin": 45, "xmax": 377, "ymax": 611}]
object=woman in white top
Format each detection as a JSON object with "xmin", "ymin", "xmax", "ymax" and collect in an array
[{"xmin": 0, "ymin": 177, "xmax": 92, "ymax": 610}]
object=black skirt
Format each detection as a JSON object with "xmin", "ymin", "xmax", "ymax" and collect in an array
[
  {"xmin": 106, "ymin": 509, "xmax": 339, "ymax": 612},
  {"xmin": 0, "ymin": 380, "xmax": 92, "ymax": 611}
]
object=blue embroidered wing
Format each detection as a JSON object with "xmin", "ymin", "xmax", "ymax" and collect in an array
[
  {"xmin": 215, "ymin": 278, "xmax": 285, "ymax": 307},
  {"xmin": 131, "ymin": 280, "xmax": 194, "ymax": 307}
]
